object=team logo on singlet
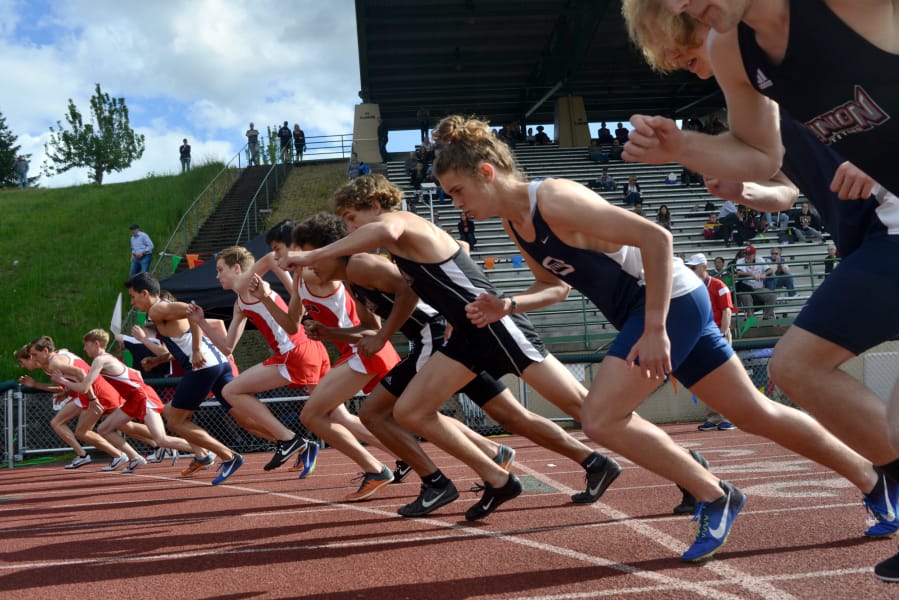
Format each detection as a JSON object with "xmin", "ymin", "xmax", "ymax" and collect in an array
[
  {"xmin": 755, "ymin": 68, "xmax": 773, "ymax": 90},
  {"xmin": 806, "ymin": 85, "xmax": 891, "ymax": 145},
  {"xmin": 541, "ymin": 256, "xmax": 575, "ymax": 277}
]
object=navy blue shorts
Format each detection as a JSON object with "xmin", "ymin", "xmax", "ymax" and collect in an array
[
  {"xmin": 170, "ymin": 362, "xmax": 234, "ymax": 412},
  {"xmin": 607, "ymin": 285, "xmax": 733, "ymax": 388},
  {"xmin": 794, "ymin": 233, "xmax": 899, "ymax": 354}
]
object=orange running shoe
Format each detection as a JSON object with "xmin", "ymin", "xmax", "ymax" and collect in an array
[{"xmin": 345, "ymin": 465, "xmax": 394, "ymax": 501}]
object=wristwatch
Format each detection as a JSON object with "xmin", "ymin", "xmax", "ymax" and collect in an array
[{"xmin": 508, "ymin": 297, "xmax": 517, "ymax": 315}]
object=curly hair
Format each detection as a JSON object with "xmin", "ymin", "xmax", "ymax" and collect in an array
[
  {"xmin": 431, "ymin": 115, "xmax": 523, "ymax": 180},
  {"xmin": 292, "ymin": 211, "xmax": 349, "ymax": 250},
  {"xmin": 333, "ymin": 174, "xmax": 404, "ymax": 214},
  {"xmin": 217, "ymin": 246, "xmax": 254, "ymax": 271},
  {"xmin": 621, "ymin": 0, "xmax": 705, "ymax": 73}
]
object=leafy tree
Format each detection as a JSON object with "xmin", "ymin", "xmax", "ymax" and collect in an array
[
  {"xmin": 0, "ymin": 112, "xmax": 38, "ymax": 188},
  {"xmin": 43, "ymin": 83, "xmax": 146, "ymax": 184}
]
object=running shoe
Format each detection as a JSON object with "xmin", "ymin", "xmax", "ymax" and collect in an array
[
  {"xmin": 674, "ymin": 450, "xmax": 711, "ymax": 515},
  {"xmin": 863, "ymin": 470, "xmax": 899, "ymax": 538},
  {"xmin": 146, "ymin": 447, "xmax": 167, "ymax": 463},
  {"xmin": 697, "ymin": 421, "xmax": 719, "ymax": 432},
  {"xmin": 345, "ymin": 465, "xmax": 394, "ymax": 501},
  {"xmin": 398, "ymin": 481, "xmax": 460, "ymax": 517},
  {"xmin": 211, "ymin": 453, "xmax": 245, "ymax": 485},
  {"xmin": 263, "ymin": 434, "xmax": 305, "ymax": 471},
  {"xmin": 64, "ymin": 454, "xmax": 92, "ymax": 469},
  {"xmin": 493, "ymin": 445, "xmax": 516, "ymax": 471},
  {"xmin": 170, "ymin": 449, "xmax": 180, "ymax": 466},
  {"xmin": 390, "ymin": 460, "xmax": 413, "ymax": 484},
  {"xmin": 465, "ymin": 473, "xmax": 523, "ymax": 521},
  {"xmin": 122, "ymin": 455, "xmax": 148, "ymax": 474},
  {"xmin": 681, "ymin": 480, "xmax": 746, "ymax": 562},
  {"xmin": 717, "ymin": 421, "xmax": 737, "ymax": 431},
  {"xmin": 101, "ymin": 453, "xmax": 128, "ymax": 472},
  {"xmin": 572, "ymin": 454, "xmax": 622, "ymax": 504},
  {"xmin": 180, "ymin": 451, "xmax": 216, "ymax": 477},
  {"xmin": 874, "ymin": 550, "xmax": 899, "ymax": 582},
  {"xmin": 295, "ymin": 441, "xmax": 320, "ymax": 479}
]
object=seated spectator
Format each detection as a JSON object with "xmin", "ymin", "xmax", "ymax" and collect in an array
[
  {"xmin": 609, "ymin": 139, "xmax": 623, "ymax": 160},
  {"xmin": 534, "ymin": 125, "xmax": 551, "ymax": 145},
  {"xmin": 656, "ymin": 204, "xmax": 672, "ymax": 231},
  {"xmin": 703, "ymin": 212, "xmax": 722, "ymax": 240},
  {"xmin": 599, "ymin": 167, "xmax": 615, "ymax": 192},
  {"xmin": 824, "ymin": 241, "xmax": 839, "ymax": 276},
  {"xmin": 587, "ymin": 139, "xmax": 607, "ymax": 162},
  {"xmin": 614, "ymin": 122, "xmax": 629, "ymax": 144},
  {"xmin": 457, "ymin": 213, "xmax": 476, "ymax": 250},
  {"xmin": 681, "ymin": 166, "xmax": 703, "ymax": 186},
  {"xmin": 622, "ymin": 175, "xmax": 642, "ymax": 206},
  {"xmin": 404, "ymin": 151, "xmax": 420, "ymax": 177},
  {"xmin": 734, "ymin": 245, "xmax": 777, "ymax": 320},
  {"xmin": 790, "ymin": 200, "xmax": 825, "ymax": 243},
  {"xmin": 764, "ymin": 210, "xmax": 791, "ymax": 241},
  {"xmin": 718, "ymin": 202, "xmax": 755, "ymax": 247},
  {"xmin": 765, "ymin": 247, "xmax": 797, "ymax": 297},
  {"xmin": 632, "ymin": 200, "xmax": 646, "ymax": 218},
  {"xmin": 596, "ymin": 121, "xmax": 613, "ymax": 144},
  {"xmin": 410, "ymin": 162, "xmax": 426, "ymax": 190},
  {"xmin": 347, "ymin": 152, "xmax": 362, "ymax": 179},
  {"xmin": 710, "ymin": 255, "xmax": 728, "ymax": 281}
]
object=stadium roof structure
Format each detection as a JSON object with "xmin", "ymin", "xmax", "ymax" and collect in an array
[{"xmin": 355, "ymin": 0, "xmax": 722, "ymax": 131}]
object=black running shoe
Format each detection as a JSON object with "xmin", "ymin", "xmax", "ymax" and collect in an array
[
  {"xmin": 398, "ymin": 481, "xmax": 460, "ymax": 517},
  {"xmin": 263, "ymin": 435, "xmax": 305, "ymax": 471},
  {"xmin": 465, "ymin": 473, "xmax": 523, "ymax": 521},
  {"xmin": 391, "ymin": 460, "xmax": 413, "ymax": 484},
  {"xmin": 572, "ymin": 455, "xmax": 622, "ymax": 503},
  {"xmin": 674, "ymin": 449, "xmax": 711, "ymax": 515},
  {"xmin": 875, "ymin": 550, "xmax": 899, "ymax": 582}
]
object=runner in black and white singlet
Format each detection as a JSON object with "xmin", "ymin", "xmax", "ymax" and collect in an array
[{"xmin": 430, "ymin": 114, "xmax": 892, "ymax": 562}]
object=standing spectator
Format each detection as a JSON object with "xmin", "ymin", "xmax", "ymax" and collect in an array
[
  {"xmin": 656, "ymin": 204, "xmax": 672, "ymax": 231},
  {"xmin": 14, "ymin": 155, "xmax": 29, "ymax": 187},
  {"xmin": 525, "ymin": 127, "xmax": 536, "ymax": 145},
  {"xmin": 622, "ymin": 174, "xmax": 642, "ymax": 206},
  {"xmin": 347, "ymin": 152, "xmax": 362, "ymax": 180},
  {"xmin": 614, "ymin": 122, "xmax": 629, "ymax": 144},
  {"xmin": 791, "ymin": 201, "xmax": 825, "ymax": 243},
  {"xmin": 765, "ymin": 247, "xmax": 797, "ymax": 297},
  {"xmin": 277, "ymin": 121, "xmax": 292, "ymax": 163},
  {"xmin": 416, "ymin": 106, "xmax": 430, "ymax": 142},
  {"xmin": 534, "ymin": 125, "xmax": 551, "ymax": 145},
  {"xmin": 824, "ymin": 241, "xmax": 839, "ymax": 276},
  {"xmin": 684, "ymin": 253, "xmax": 736, "ymax": 432},
  {"xmin": 734, "ymin": 245, "xmax": 777, "ymax": 320},
  {"xmin": 179, "ymin": 139, "xmax": 191, "ymax": 173},
  {"xmin": 377, "ymin": 117, "xmax": 389, "ymax": 162},
  {"xmin": 293, "ymin": 124, "xmax": 306, "ymax": 163},
  {"xmin": 596, "ymin": 121, "xmax": 613, "ymax": 144},
  {"xmin": 129, "ymin": 224, "xmax": 154, "ymax": 276},
  {"xmin": 245, "ymin": 123, "xmax": 260, "ymax": 166},
  {"xmin": 457, "ymin": 213, "xmax": 477, "ymax": 250}
]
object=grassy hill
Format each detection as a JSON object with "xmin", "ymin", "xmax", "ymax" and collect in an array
[{"xmin": 0, "ymin": 163, "xmax": 226, "ymax": 381}]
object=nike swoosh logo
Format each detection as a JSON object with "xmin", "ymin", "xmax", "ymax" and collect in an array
[
  {"xmin": 708, "ymin": 493, "xmax": 731, "ymax": 539},
  {"xmin": 883, "ymin": 475, "xmax": 896, "ymax": 519},
  {"xmin": 584, "ymin": 456, "xmax": 599, "ymax": 470},
  {"xmin": 482, "ymin": 497, "xmax": 495, "ymax": 511},
  {"xmin": 421, "ymin": 490, "xmax": 448, "ymax": 508},
  {"xmin": 588, "ymin": 473, "xmax": 607, "ymax": 497},
  {"xmin": 540, "ymin": 235, "xmax": 550, "ymax": 244}
]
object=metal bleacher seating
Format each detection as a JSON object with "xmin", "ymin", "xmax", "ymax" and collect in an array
[{"xmin": 385, "ymin": 143, "xmax": 832, "ymax": 353}]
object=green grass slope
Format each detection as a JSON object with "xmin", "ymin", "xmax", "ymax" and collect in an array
[{"xmin": 0, "ymin": 163, "xmax": 225, "ymax": 381}]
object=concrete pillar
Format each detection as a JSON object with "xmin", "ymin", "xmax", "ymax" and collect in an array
[
  {"xmin": 553, "ymin": 96, "xmax": 591, "ymax": 148},
  {"xmin": 352, "ymin": 103, "xmax": 382, "ymax": 165}
]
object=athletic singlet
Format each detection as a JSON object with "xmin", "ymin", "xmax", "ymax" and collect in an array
[
  {"xmin": 55, "ymin": 349, "xmax": 121, "ymax": 407},
  {"xmin": 159, "ymin": 326, "xmax": 229, "ymax": 372},
  {"xmin": 349, "ymin": 282, "xmax": 440, "ymax": 348},
  {"xmin": 101, "ymin": 361, "xmax": 161, "ymax": 404},
  {"xmin": 737, "ymin": 0, "xmax": 899, "ymax": 193},
  {"xmin": 779, "ymin": 114, "xmax": 891, "ymax": 253},
  {"xmin": 236, "ymin": 290, "xmax": 310, "ymax": 355},
  {"xmin": 298, "ymin": 277, "xmax": 359, "ymax": 358},
  {"xmin": 507, "ymin": 180, "xmax": 701, "ymax": 331}
]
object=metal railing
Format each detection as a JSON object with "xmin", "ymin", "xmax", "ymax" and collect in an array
[{"xmin": 234, "ymin": 162, "xmax": 288, "ymax": 244}]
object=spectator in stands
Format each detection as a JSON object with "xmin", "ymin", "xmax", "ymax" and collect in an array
[
  {"xmin": 600, "ymin": 167, "xmax": 615, "ymax": 192},
  {"xmin": 656, "ymin": 204, "xmax": 672, "ymax": 231},
  {"xmin": 718, "ymin": 202, "xmax": 755, "ymax": 247},
  {"xmin": 377, "ymin": 117, "xmax": 389, "ymax": 162},
  {"xmin": 791, "ymin": 201, "xmax": 825, "ymax": 243},
  {"xmin": 707, "ymin": 116, "xmax": 727, "ymax": 135},
  {"xmin": 245, "ymin": 123, "xmax": 260, "ymax": 166},
  {"xmin": 277, "ymin": 121, "xmax": 292, "ymax": 163},
  {"xmin": 622, "ymin": 174, "xmax": 642, "ymax": 206},
  {"xmin": 765, "ymin": 247, "xmax": 797, "ymax": 297},
  {"xmin": 587, "ymin": 139, "xmax": 607, "ymax": 163},
  {"xmin": 457, "ymin": 213, "xmax": 476, "ymax": 250},
  {"xmin": 525, "ymin": 128, "xmax": 536, "ymax": 145},
  {"xmin": 765, "ymin": 210, "xmax": 792, "ymax": 242},
  {"xmin": 129, "ymin": 224, "xmax": 154, "ymax": 276},
  {"xmin": 404, "ymin": 151, "xmax": 419, "ymax": 178},
  {"xmin": 710, "ymin": 256, "xmax": 727, "ymax": 278},
  {"xmin": 348, "ymin": 152, "xmax": 362, "ymax": 180},
  {"xmin": 409, "ymin": 162, "xmax": 425, "ymax": 190},
  {"xmin": 684, "ymin": 253, "xmax": 736, "ymax": 432},
  {"xmin": 703, "ymin": 212, "xmax": 721, "ymax": 241},
  {"xmin": 293, "ymin": 124, "xmax": 306, "ymax": 163},
  {"xmin": 596, "ymin": 121, "xmax": 613, "ymax": 144},
  {"xmin": 416, "ymin": 106, "xmax": 430, "ymax": 142},
  {"xmin": 683, "ymin": 115, "xmax": 704, "ymax": 132},
  {"xmin": 824, "ymin": 241, "xmax": 839, "ymax": 276},
  {"xmin": 614, "ymin": 122, "xmax": 629, "ymax": 144},
  {"xmin": 609, "ymin": 139, "xmax": 623, "ymax": 160},
  {"xmin": 534, "ymin": 125, "xmax": 551, "ymax": 145},
  {"xmin": 734, "ymin": 245, "xmax": 777, "ymax": 320},
  {"xmin": 681, "ymin": 166, "xmax": 703, "ymax": 186},
  {"xmin": 179, "ymin": 138, "xmax": 191, "ymax": 173},
  {"xmin": 632, "ymin": 200, "xmax": 645, "ymax": 218}
]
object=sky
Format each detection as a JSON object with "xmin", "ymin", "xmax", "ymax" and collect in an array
[{"xmin": 1, "ymin": 0, "xmax": 376, "ymax": 187}]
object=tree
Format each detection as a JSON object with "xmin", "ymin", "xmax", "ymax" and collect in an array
[
  {"xmin": 0, "ymin": 112, "xmax": 38, "ymax": 188},
  {"xmin": 43, "ymin": 83, "xmax": 145, "ymax": 184}
]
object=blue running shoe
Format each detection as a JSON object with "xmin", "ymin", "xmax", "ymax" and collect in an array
[
  {"xmin": 297, "ymin": 441, "xmax": 319, "ymax": 479},
  {"xmin": 682, "ymin": 480, "xmax": 746, "ymax": 562},
  {"xmin": 211, "ymin": 453, "xmax": 244, "ymax": 485},
  {"xmin": 864, "ymin": 471, "xmax": 899, "ymax": 538}
]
